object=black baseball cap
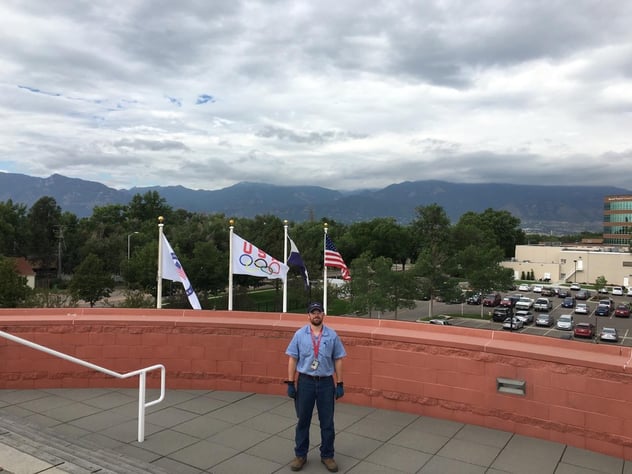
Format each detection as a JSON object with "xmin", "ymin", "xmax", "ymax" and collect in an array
[{"xmin": 307, "ymin": 302, "xmax": 324, "ymax": 313}]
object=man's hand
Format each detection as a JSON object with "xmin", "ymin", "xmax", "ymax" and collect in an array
[
  {"xmin": 335, "ymin": 382, "xmax": 344, "ymax": 399},
  {"xmin": 286, "ymin": 381, "xmax": 297, "ymax": 399}
]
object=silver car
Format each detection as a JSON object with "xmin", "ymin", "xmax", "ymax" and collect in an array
[
  {"xmin": 556, "ymin": 314, "xmax": 574, "ymax": 331},
  {"xmin": 574, "ymin": 303, "xmax": 590, "ymax": 315},
  {"xmin": 535, "ymin": 313, "xmax": 554, "ymax": 327},
  {"xmin": 503, "ymin": 317, "xmax": 524, "ymax": 330},
  {"xmin": 600, "ymin": 327, "xmax": 619, "ymax": 342}
]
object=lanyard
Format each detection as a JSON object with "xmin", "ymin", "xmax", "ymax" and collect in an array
[{"xmin": 310, "ymin": 328, "xmax": 323, "ymax": 359}]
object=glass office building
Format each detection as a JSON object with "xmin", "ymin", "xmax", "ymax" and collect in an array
[{"xmin": 603, "ymin": 195, "xmax": 632, "ymax": 245}]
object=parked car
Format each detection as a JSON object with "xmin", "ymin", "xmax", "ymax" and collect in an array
[
  {"xmin": 499, "ymin": 296, "xmax": 519, "ymax": 308},
  {"xmin": 558, "ymin": 289, "xmax": 571, "ymax": 298},
  {"xmin": 541, "ymin": 287, "xmax": 555, "ymax": 297},
  {"xmin": 574, "ymin": 303, "xmax": 590, "ymax": 315},
  {"xmin": 598, "ymin": 287, "xmax": 609, "ymax": 294},
  {"xmin": 556, "ymin": 314, "xmax": 574, "ymax": 330},
  {"xmin": 502, "ymin": 317, "xmax": 524, "ymax": 330},
  {"xmin": 575, "ymin": 290, "xmax": 591, "ymax": 300},
  {"xmin": 612, "ymin": 286, "xmax": 624, "ymax": 296},
  {"xmin": 569, "ymin": 283, "xmax": 581, "ymax": 291},
  {"xmin": 518, "ymin": 284, "xmax": 531, "ymax": 292},
  {"xmin": 493, "ymin": 307, "xmax": 513, "ymax": 322},
  {"xmin": 429, "ymin": 319, "xmax": 452, "ymax": 325},
  {"xmin": 466, "ymin": 293, "xmax": 482, "ymax": 305},
  {"xmin": 532, "ymin": 285, "xmax": 543, "ymax": 293},
  {"xmin": 534, "ymin": 298, "xmax": 552, "ymax": 312},
  {"xmin": 614, "ymin": 304, "xmax": 630, "ymax": 318},
  {"xmin": 573, "ymin": 322, "xmax": 595, "ymax": 339},
  {"xmin": 483, "ymin": 293, "xmax": 501, "ymax": 307},
  {"xmin": 515, "ymin": 310, "xmax": 534, "ymax": 325},
  {"xmin": 515, "ymin": 297, "xmax": 534, "ymax": 310},
  {"xmin": 628, "ymin": 287, "xmax": 632, "ymax": 297},
  {"xmin": 599, "ymin": 298, "xmax": 615, "ymax": 311},
  {"xmin": 562, "ymin": 296, "xmax": 576, "ymax": 308},
  {"xmin": 600, "ymin": 327, "xmax": 619, "ymax": 342},
  {"xmin": 595, "ymin": 304, "xmax": 612, "ymax": 317},
  {"xmin": 535, "ymin": 313, "xmax": 555, "ymax": 327}
]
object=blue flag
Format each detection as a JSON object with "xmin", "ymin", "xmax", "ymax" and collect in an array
[{"xmin": 288, "ymin": 236, "xmax": 310, "ymax": 288}]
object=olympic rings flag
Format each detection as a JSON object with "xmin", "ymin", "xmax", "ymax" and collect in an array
[
  {"xmin": 160, "ymin": 234, "xmax": 202, "ymax": 310},
  {"xmin": 231, "ymin": 233, "xmax": 289, "ymax": 280}
]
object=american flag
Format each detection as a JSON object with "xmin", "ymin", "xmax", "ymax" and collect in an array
[{"xmin": 325, "ymin": 235, "xmax": 351, "ymax": 281}]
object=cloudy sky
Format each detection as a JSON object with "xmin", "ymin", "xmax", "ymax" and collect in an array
[{"xmin": 1, "ymin": 0, "xmax": 631, "ymax": 192}]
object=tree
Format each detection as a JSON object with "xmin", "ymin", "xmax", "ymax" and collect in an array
[
  {"xmin": 0, "ymin": 257, "xmax": 32, "ymax": 307},
  {"xmin": 595, "ymin": 275, "xmax": 608, "ymax": 293},
  {"xmin": 348, "ymin": 253, "xmax": 416, "ymax": 318},
  {"xmin": 0, "ymin": 199, "xmax": 28, "ymax": 257},
  {"xmin": 68, "ymin": 254, "xmax": 114, "ymax": 307},
  {"xmin": 410, "ymin": 204, "xmax": 453, "ymax": 317},
  {"xmin": 26, "ymin": 197, "xmax": 62, "ymax": 274}
]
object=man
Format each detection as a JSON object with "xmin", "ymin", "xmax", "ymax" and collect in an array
[{"xmin": 285, "ymin": 302, "xmax": 346, "ymax": 472}]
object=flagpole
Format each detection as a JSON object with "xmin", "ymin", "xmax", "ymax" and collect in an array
[
  {"xmin": 156, "ymin": 216, "xmax": 164, "ymax": 309},
  {"xmin": 228, "ymin": 219, "xmax": 234, "ymax": 311},
  {"xmin": 283, "ymin": 220, "xmax": 288, "ymax": 313},
  {"xmin": 323, "ymin": 222, "xmax": 328, "ymax": 313}
]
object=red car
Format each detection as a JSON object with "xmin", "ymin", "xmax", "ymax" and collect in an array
[
  {"xmin": 614, "ymin": 304, "xmax": 631, "ymax": 318},
  {"xmin": 573, "ymin": 322, "xmax": 595, "ymax": 338}
]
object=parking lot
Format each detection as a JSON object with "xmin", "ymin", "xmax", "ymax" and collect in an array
[{"xmin": 413, "ymin": 287, "xmax": 632, "ymax": 347}]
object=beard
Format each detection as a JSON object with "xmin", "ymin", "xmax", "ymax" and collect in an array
[{"xmin": 310, "ymin": 317, "xmax": 323, "ymax": 326}]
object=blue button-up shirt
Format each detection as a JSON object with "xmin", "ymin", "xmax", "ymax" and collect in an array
[{"xmin": 286, "ymin": 325, "xmax": 346, "ymax": 377}]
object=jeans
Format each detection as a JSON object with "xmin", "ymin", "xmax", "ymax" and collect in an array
[{"xmin": 294, "ymin": 374, "xmax": 336, "ymax": 458}]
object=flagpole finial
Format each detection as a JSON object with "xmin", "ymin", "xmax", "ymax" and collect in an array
[
  {"xmin": 229, "ymin": 219, "xmax": 234, "ymax": 226},
  {"xmin": 324, "ymin": 222, "xmax": 328, "ymax": 229},
  {"xmin": 284, "ymin": 219, "xmax": 288, "ymax": 225},
  {"xmin": 158, "ymin": 216, "xmax": 164, "ymax": 223}
]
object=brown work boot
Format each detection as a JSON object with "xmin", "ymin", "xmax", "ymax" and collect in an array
[
  {"xmin": 290, "ymin": 456, "xmax": 306, "ymax": 471},
  {"xmin": 321, "ymin": 457, "xmax": 338, "ymax": 472}
]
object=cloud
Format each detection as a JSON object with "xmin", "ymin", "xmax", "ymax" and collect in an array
[
  {"xmin": 196, "ymin": 94, "xmax": 215, "ymax": 105},
  {"xmin": 0, "ymin": 0, "xmax": 630, "ymax": 193}
]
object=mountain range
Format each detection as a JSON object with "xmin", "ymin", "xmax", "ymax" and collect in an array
[{"xmin": 2, "ymin": 172, "xmax": 629, "ymax": 234}]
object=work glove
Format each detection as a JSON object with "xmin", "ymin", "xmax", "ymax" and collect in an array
[
  {"xmin": 335, "ymin": 382, "xmax": 344, "ymax": 400},
  {"xmin": 286, "ymin": 381, "xmax": 297, "ymax": 399}
]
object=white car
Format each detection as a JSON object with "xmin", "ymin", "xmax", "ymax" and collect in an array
[
  {"xmin": 518, "ymin": 284, "xmax": 531, "ymax": 292},
  {"xmin": 515, "ymin": 297, "xmax": 534, "ymax": 310},
  {"xmin": 574, "ymin": 303, "xmax": 590, "ymax": 315},
  {"xmin": 612, "ymin": 287, "xmax": 624, "ymax": 296},
  {"xmin": 532, "ymin": 285, "xmax": 543, "ymax": 293},
  {"xmin": 503, "ymin": 317, "xmax": 524, "ymax": 330},
  {"xmin": 569, "ymin": 283, "xmax": 581, "ymax": 291},
  {"xmin": 515, "ymin": 310, "xmax": 534, "ymax": 325},
  {"xmin": 556, "ymin": 314, "xmax": 574, "ymax": 331},
  {"xmin": 600, "ymin": 327, "xmax": 619, "ymax": 342}
]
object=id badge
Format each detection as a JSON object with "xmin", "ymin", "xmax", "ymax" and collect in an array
[{"xmin": 310, "ymin": 360, "xmax": 319, "ymax": 370}]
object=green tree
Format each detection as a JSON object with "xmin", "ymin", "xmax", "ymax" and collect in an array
[
  {"xmin": 26, "ymin": 197, "xmax": 62, "ymax": 275},
  {"xmin": 0, "ymin": 257, "xmax": 32, "ymax": 307},
  {"xmin": 452, "ymin": 217, "xmax": 515, "ymax": 293},
  {"xmin": 0, "ymin": 199, "xmax": 28, "ymax": 256},
  {"xmin": 410, "ymin": 204, "xmax": 453, "ymax": 318},
  {"xmin": 348, "ymin": 253, "xmax": 416, "ymax": 318},
  {"xmin": 595, "ymin": 275, "xmax": 608, "ymax": 293},
  {"xmin": 68, "ymin": 254, "xmax": 114, "ymax": 307}
]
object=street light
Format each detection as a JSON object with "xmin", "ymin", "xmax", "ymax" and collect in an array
[
  {"xmin": 127, "ymin": 232, "xmax": 139, "ymax": 260},
  {"xmin": 573, "ymin": 259, "xmax": 577, "ymax": 283}
]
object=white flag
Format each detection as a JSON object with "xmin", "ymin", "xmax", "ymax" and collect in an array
[
  {"xmin": 231, "ymin": 233, "xmax": 289, "ymax": 280},
  {"xmin": 160, "ymin": 234, "xmax": 202, "ymax": 310}
]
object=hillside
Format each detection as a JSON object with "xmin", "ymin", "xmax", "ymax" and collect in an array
[{"xmin": 1, "ymin": 172, "xmax": 629, "ymax": 233}]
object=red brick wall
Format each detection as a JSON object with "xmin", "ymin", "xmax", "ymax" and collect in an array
[{"xmin": 1, "ymin": 308, "xmax": 632, "ymax": 459}]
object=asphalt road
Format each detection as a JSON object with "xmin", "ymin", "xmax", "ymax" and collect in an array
[{"xmin": 376, "ymin": 289, "xmax": 632, "ymax": 347}]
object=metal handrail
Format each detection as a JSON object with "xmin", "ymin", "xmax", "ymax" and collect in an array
[{"xmin": 0, "ymin": 330, "xmax": 165, "ymax": 442}]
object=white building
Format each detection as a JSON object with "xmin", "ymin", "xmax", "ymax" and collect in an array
[{"xmin": 502, "ymin": 245, "xmax": 632, "ymax": 287}]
